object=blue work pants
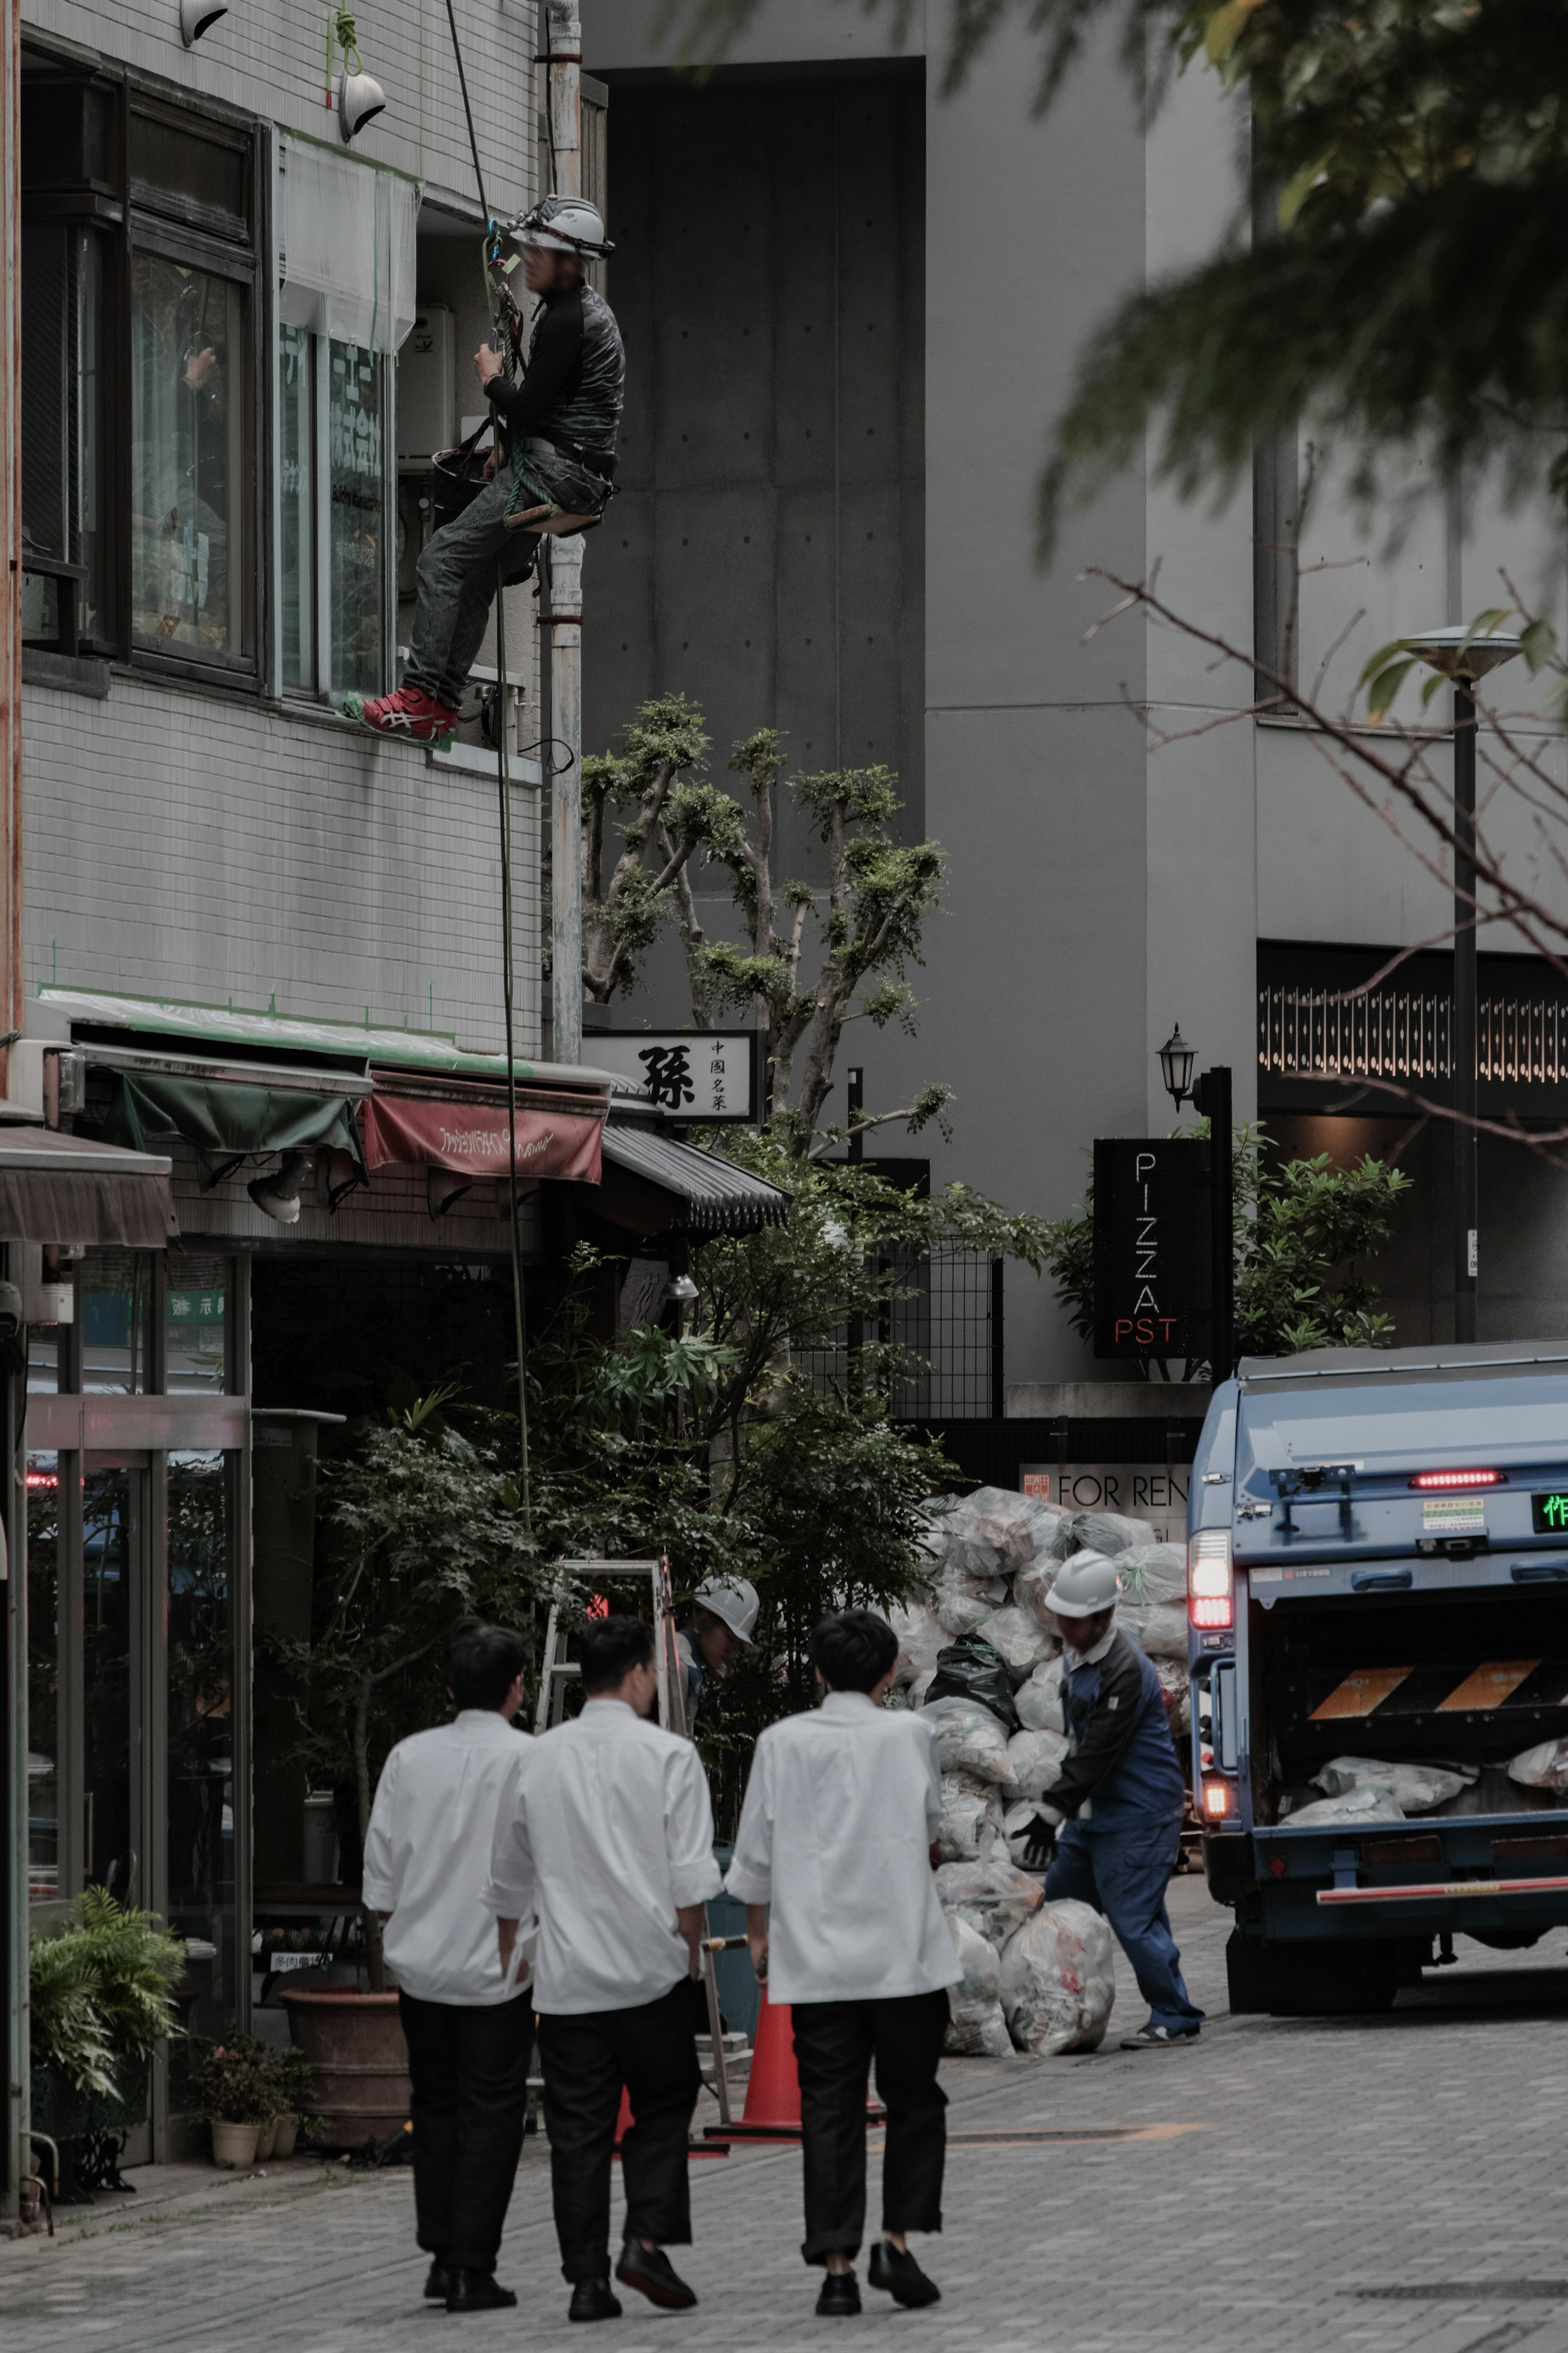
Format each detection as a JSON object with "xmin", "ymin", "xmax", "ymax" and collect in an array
[{"xmin": 1045, "ymin": 1815, "xmax": 1204, "ymax": 2035}]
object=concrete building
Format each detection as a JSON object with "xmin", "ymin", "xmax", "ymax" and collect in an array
[{"xmin": 579, "ymin": 0, "xmax": 1568, "ymax": 1396}]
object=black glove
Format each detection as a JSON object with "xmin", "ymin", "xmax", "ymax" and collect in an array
[{"xmin": 1021, "ymin": 1813, "xmax": 1058, "ymax": 1870}]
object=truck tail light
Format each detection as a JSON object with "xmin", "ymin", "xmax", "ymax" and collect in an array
[
  {"xmin": 1202, "ymin": 1778, "xmax": 1233, "ymax": 1819},
  {"xmin": 1189, "ymin": 1528, "xmax": 1233, "ymax": 1630},
  {"xmin": 1409, "ymin": 1468, "xmax": 1505, "ymax": 1490}
]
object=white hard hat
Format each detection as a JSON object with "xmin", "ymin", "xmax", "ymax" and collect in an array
[
  {"xmin": 510, "ymin": 193, "xmax": 613, "ymax": 259},
  {"xmin": 695, "ymin": 1576, "xmax": 757, "ymax": 1645},
  {"xmin": 1042, "ymin": 1550, "xmax": 1122, "ymax": 1619}
]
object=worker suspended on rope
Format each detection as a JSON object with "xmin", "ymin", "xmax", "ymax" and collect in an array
[{"xmin": 349, "ymin": 195, "xmax": 624, "ymax": 747}]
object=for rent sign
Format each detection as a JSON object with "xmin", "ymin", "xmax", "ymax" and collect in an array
[{"xmin": 1091, "ymin": 1138, "xmax": 1210, "ymax": 1360}]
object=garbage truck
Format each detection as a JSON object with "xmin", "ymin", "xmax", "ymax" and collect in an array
[{"xmin": 1189, "ymin": 1338, "xmax": 1568, "ymax": 2014}]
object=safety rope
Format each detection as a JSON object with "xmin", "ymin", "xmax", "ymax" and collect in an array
[
  {"xmin": 326, "ymin": 4, "xmax": 365, "ymax": 90},
  {"xmin": 443, "ymin": 0, "xmax": 490, "ymax": 225},
  {"xmin": 494, "ymin": 555, "xmax": 534, "ymax": 1545}
]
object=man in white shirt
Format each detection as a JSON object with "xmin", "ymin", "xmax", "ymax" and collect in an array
[
  {"xmin": 726, "ymin": 1609, "xmax": 960, "ymax": 2319},
  {"xmin": 361, "ymin": 1620, "xmax": 533, "ymax": 2316},
  {"xmin": 484, "ymin": 1614, "xmax": 723, "ymax": 2325}
]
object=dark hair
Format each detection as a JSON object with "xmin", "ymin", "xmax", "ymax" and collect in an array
[
  {"xmin": 810, "ymin": 1609, "xmax": 898, "ymax": 1695},
  {"xmin": 580, "ymin": 1613, "xmax": 655, "ymax": 1694},
  {"xmin": 443, "ymin": 1619, "xmax": 528, "ymax": 1711}
]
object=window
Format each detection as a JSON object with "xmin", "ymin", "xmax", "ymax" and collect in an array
[
  {"xmin": 20, "ymin": 61, "xmax": 261, "ymax": 682},
  {"xmin": 278, "ymin": 327, "xmax": 390, "ymax": 698}
]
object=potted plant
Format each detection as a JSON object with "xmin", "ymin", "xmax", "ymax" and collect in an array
[
  {"xmin": 187, "ymin": 2036, "xmax": 276, "ymax": 2170},
  {"xmin": 29, "ymin": 1891, "xmax": 186, "ymax": 2154},
  {"xmin": 268, "ymin": 2045, "xmax": 320, "ymax": 2159}
]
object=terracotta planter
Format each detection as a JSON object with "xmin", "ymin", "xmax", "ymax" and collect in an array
[
  {"xmin": 254, "ymin": 2117, "xmax": 280, "ymax": 2161},
  {"xmin": 278, "ymin": 1990, "xmax": 411, "ymax": 2150},
  {"xmin": 272, "ymin": 2112, "xmax": 300, "ymax": 2159},
  {"xmin": 211, "ymin": 2118, "xmax": 261, "ymax": 2169}
]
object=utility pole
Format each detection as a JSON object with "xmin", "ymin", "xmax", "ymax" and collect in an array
[
  {"xmin": 1452, "ymin": 681, "xmax": 1479, "ymax": 1344},
  {"xmin": 1193, "ymin": 1066, "xmax": 1234, "ymax": 1385},
  {"xmin": 1, "ymin": 0, "xmax": 22, "ymax": 2229},
  {"xmin": 543, "ymin": 1, "xmax": 584, "ymax": 1066}
]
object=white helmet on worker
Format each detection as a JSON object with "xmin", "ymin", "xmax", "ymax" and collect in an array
[
  {"xmin": 1043, "ymin": 1550, "xmax": 1122, "ymax": 1619},
  {"xmin": 510, "ymin": 193, "xmax": 613, "ymax": 259},
  {"xmin": 694, "ymin": 1576, "xmax": 758, "ymax": 1645}
]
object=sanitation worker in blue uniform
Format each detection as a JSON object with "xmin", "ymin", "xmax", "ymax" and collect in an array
[{"xmin": 1018, "ymin": 1551, "xmax": 1205, "ymax": 2050}]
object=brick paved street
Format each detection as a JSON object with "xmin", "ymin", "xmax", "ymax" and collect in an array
[{"xmin": 12, "ymin": 1881, "xmax": 1568, "ymax": 2353}]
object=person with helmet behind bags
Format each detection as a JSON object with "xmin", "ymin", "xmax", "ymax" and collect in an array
[
  {"xmin": 674, "ymin": 1577, "xmax": 759, "ymax": 1716},
  {"xmin": 350, "ymin": 194, "xmax": 623, "ymax": 745},
  {"xmin": 1016, "ymin": 1551, "xmax": 1205, "ymax": 2052}
]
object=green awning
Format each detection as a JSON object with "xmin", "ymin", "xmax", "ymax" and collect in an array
[{"xmin": 95, "ymin": 1071, "xmax": 365, "ymax": 1166}]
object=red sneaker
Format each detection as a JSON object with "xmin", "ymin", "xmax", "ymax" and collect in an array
[{"xmin": 345, "ymin": 686, "xmax": 459, "ymax": 747}]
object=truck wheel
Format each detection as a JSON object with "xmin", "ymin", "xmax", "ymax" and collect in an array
[{"xmin": 1227, "ymin": 1931, "xmax": 1398, "ymax": 2017}]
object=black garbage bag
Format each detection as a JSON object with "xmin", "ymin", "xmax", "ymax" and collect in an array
[{"xmin": 925, "ymin": 1634, "xmax": 1019, "ymax": 1733}]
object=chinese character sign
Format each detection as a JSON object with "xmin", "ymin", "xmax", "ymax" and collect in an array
[
  {"xmin": 1091, "ymin": 1139, "xmax": 1211, "ymax": 1361},
  {"xmin": 591, "ymin": 1033, "xmax": 756, "ymax": 1121}
]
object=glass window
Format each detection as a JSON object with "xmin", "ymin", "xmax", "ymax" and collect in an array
[
  {"xmin": 26, "ymin": 1454, "xmax": 61, "ymax": 1903},
  {"xmin": 131, "ymin": 253, "xmax": 248, "ymax": 661},
  {"xmin": 83, "ymin": 1466, "xmax": 138, "ymax": 1899},
  {"xmin": 129, "ymin": 112, "xmax": 247, "ymax": 238},
  {"xmin": 165, "ymin": 1256, "xmax": 230, "ymax": 1395},
  {"xmin": 21, "ymin": 222, "xmax": 108, "ymax": 652},
  {"xmin": 329, "ymin": 341, "xmax": 384, "ymax": 696},
  {"xmin": 167, "ymin": 1450, "xmax": 235, "ymax": 2034},
  {"xmin": 80, "ymin": 1249, "xmax": 152, "ymax": 1394},
  {"xmin": 279, "ymin": 324, "xmax": 315, "ymax": 691}
]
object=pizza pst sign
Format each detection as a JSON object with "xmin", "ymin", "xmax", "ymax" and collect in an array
[{"xmin": 1091, "ymin": 1138, "xmax": 1210, "ymax": 1360}]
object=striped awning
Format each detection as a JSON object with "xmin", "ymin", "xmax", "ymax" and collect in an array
[{"xmin": 598, "ymin": 1126, "xmax": 791, "ymax": 1236}]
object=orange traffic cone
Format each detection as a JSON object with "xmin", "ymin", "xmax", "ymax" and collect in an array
[{"xmin": 710, "ymin": 1987, "xmax": 887, "ymax": 2143}]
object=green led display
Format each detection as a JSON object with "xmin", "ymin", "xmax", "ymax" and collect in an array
[{"xmin": 1532, "ymin": 1492, "xmax": 1568, "ymax": 1533}]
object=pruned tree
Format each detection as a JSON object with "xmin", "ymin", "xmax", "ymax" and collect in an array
[{"xmin": 579, "ymin": 694, "xmax": 742, "ymax": 1005}]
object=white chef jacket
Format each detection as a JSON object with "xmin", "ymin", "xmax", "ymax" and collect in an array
[
  {"xmin": 482, "ymin": 1698, "xmax": 724, "ymax": 2015},
  {"xmin": 724, "ymin": 1691, "xmax": 960, "ymax": 2005},
  {"xmin": 361, "ymin": 1709, "xmax": 532, "ymax": 2007}
]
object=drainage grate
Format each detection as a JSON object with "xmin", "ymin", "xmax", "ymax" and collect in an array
[{"xmin": 1354, "ymin": 2285, "xmax": 1568, "ymax": 2301}]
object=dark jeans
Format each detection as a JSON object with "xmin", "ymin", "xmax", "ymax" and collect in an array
[
  {"xmin": 537, "ymin": 1976, "xmax": 704, "ymax": 2284},
  {"xmin": 791, "ymin": 1988, "xmax": 950, "ymax": 2266},
  {"xmin": 1045, "ymin": 1815, "xmax": 1206, "ymax": 2033},
  {"xmin": 403, "ymin": 452, "xmax": 608, "ymax": 707},
  {"xmin": 398, "ymin": 1989, "xmax": 532, "ymax": 2274}
]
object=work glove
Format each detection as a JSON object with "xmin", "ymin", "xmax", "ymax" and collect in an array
[{"xmin": 1021, "ymin": 1807, "xmax": 1064, "ymax": 1870}]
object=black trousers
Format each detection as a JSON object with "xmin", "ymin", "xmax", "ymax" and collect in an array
[
  {"xmin": 791, "ymin": 1989, "xmax": 950, "ymax": 2266},
  {"xmin": 398, "ymin": 1989, "xmax": 532, "ymax": 2275},
  {"xmin": 537, "ymin": 1977, "xmax": 704, "ymax": 2284}
]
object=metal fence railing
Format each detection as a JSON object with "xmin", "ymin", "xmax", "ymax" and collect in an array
[
  {"xmin": 800, "ymin": 1248, "xmax": 1003, "ymax": 1421},
  {"xmin": 1258, "ymin": 983, "xmax": 1568, "ymax": 1088}
]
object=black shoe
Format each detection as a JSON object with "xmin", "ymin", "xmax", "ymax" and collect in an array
[
  {"xmin": 868, "ymin": 2242, "xmax": 940, "ymax": 2308},
  {"xmin": 816, "ymin": 2270, "xmax": 862, "ymax": 2317},
  {"xmin": 614, "ymin": 2239, "xmax": 698, "ymax": 2311},
  {"xmin": 1118, "ymin": 2024, "xmax": 1201, "ymax": 2050},
  {"xmin": 424, "ymin": 2262, "xmax": 450, "ymax": 2301},
  {"xmin": 569, "ymin": 2280, "xmax": 623, "ymax": 2324},
  {"xmin": 445, "ymin": 2271, "xmax": 518, "ymax": 2314}
]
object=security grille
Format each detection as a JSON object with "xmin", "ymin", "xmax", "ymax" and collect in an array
[{"xmin": 1258, "ymin": 984, "xmax": 1568, "ymax": 1088}]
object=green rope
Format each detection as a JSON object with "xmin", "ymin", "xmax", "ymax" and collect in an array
[
  {"xmin": 494, "ymin": 556, "xmax": 534, "ymax": 1546},
  {"xmin": 328, "ymin": 4, "xmax": 365, "ymax": 74}
]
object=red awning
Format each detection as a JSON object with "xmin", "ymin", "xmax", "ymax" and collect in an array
[{"xmin": 359, "ymin": 1091, "xmax": 603, "ymax": 1185}]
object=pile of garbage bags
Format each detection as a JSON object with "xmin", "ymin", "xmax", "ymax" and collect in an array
[
  {"xmin": 899, "ymin": 1486, "xmax": 1180, "ymax": 2059},
  {"xmin": 1281, "ymin": 1753, "xmax": 1477, "ymax": 1825}
]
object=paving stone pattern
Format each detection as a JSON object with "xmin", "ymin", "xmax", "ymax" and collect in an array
[{"xmin": 11, "ymin": 1881, "xmax": 1568, "ymax": 2353}]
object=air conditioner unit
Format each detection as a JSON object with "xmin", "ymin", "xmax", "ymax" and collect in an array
[{"xmin": 397, "ymin": 304, "xmax": 454, "ymax": 459}]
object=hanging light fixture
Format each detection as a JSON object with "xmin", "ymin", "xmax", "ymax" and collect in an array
[
  {"xmin": 179, "ymin": 0, "xmax": 228, "ymax": 45},
  {"xmin": 1157, "ymin": 1024, "xmax": 1197, "ymax": 1111},
  {"xmin": 248, "ymin": 1150, "xmax": 314, "ymax": 1224},
  {"xmin": 328, "ymin": 7, "xmax": 387, "ymax": 143}
]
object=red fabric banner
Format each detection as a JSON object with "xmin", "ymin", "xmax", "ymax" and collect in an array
[{"xmin": 359, "ymin": 1094, "xmax": 603, "ymax": 1185}]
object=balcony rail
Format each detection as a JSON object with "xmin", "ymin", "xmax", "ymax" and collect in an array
[{"xmin": 1259, "ymin": 984, "xmax": 1568, "ymax": 1087}]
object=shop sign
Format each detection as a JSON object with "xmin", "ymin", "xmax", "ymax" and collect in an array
[
  {"xmin": 1021, "ymin": 1463, "xmax": 1189, "ymax": 1546},
  {"xmin": 359, "ymin": 1095, "xmax": 603, "ymax": 1183},
  {"xmin": 1091, "ymin": 1138, "xmax": 1210, "ymax": 1359},
  {"xmin": 590, "ymin": 1031, "xmax": 757, "ymax": 1121}
]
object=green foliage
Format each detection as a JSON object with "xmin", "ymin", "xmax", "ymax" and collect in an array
[
  {"xmin": 1042, "ymin": 1120, "xmax": 1414, "ymax": 1367},
  {"xmin": 185, "ymin": 2033, "xmax": 278, "ymax": 2126},
  {"xmin": 29, "ymin": 1891, "xmax": 186, "ymax": 2094}
]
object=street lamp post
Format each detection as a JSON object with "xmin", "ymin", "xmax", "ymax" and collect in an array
[{"xmin": 1405, "ymin": 624, "xmax": 1521, "ymax": 1345}]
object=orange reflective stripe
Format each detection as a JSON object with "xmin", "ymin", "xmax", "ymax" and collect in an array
[
  {"xmin": 1435, "ymin": 1660, "xmax": 1540, "ymax": 1713},
  {"xmin": 1310, "ymin": 1667, "xmax": 1414, "ymax": 1720}
]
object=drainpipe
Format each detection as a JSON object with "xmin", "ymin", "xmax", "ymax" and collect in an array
[
  {"xmin": 1, "ymin": 0, "xmax": 23, "ymax": 2232},
  {"xmin": 543, "ymin": 2, "xmax": 583, "ymax": 1067}
]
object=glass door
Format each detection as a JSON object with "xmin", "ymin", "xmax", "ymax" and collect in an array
[
  {"xmin": 165, "ymin": 1449, "xmax": 236, "ymax": 2036},
  {"xmin": 82, "ymin": 1463, "xmax": 149, "ymax": 1903}
]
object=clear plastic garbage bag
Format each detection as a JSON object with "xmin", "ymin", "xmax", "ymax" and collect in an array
[
  {"xmin": 1280, "ymin": 1784, "xmax": 1407, "ymax": 1827},
  {"xmin": 1314, "ymin": 1755, "xmax": 1476, "ymax": 1813},
  {"xmin": 999, "ymin": 1898, "xmax": 1116, "ymax": 2056},
  {"xmin": 1051, "ymin": 1510, "xmax": 1156, "ymax": 1562},
  {"xmin": 1510, "ymin": 1738, "xmax": 1568, "ymax": 1791},
  {"xmin": 1014, "ymin": 1655, "xmax": 1067, "ymax": 1735},
  {"xmin": 943, "ymin": 1913, "xmax": 1013, "ymax": 2056},
  {"xmin": 1007, "ymin": 1726, "xmax": 1069, "ymax": 1800},
  {"xmin": 922, "ymin": 1695, "xmax": 1019, "ymax": 1784}
]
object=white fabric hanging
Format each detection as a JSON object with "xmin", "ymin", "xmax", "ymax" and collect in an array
[{"xmin": 277, "ymin": 136, "xmax": 417, "ymax": 354}]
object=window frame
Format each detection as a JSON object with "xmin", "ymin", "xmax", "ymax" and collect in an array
[{"xmin": 270, "ymin": 324, "xmax": 396, "ymax": 705}]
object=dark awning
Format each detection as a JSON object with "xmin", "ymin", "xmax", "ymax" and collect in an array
[
  {"xmin": 598, "ymin": 1126, "xmax": 792, "ymax": 1237},
  {"xmin": 84, "ymin": 1054, "xmax": 370, "ymax": 1170},
  {"xmin": 0, "ymin": 1129, "xmax": 178, "ymax": 1245}
]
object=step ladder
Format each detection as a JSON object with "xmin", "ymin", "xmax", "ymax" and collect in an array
[{"xmin": 533, "ymin": 1557, "xmax": 689, "ymax": 1739}]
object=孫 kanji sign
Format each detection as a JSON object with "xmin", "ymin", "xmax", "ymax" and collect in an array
[
  {"xmin": 590, "ymin": 1032, "xmax": 757, "ymax": 1122},
  {"xmin": 1091, "ymin": 1138, "xmax": 1211, "ymax": 1361}
]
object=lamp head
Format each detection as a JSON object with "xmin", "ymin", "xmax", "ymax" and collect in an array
[
  {"xmin": 338, "ymin": 66, "xmax": 387, "ymax": 142},
  {"xmin": 247, "ymin": 1149, "xmax": 313, "ymax": 1225},
  {"xmin": 1157, "ymin": 1023, "xmax": 1196, "ymax": 1110},
  {"xmin": 1406, "ymin": 622, "xmax": 1523, "ymax": 682},
  {"xmin": 179, "ymin": 0, "xmax": 227, "ymax": 42}
]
